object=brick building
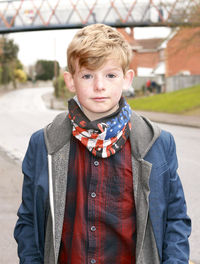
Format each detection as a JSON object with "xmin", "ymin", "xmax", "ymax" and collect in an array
[
  {"xmin": 118, "ymin": 27, "xmax": 200, "ymax": 77},
  {"xmin": 118, "ymin": 27, "xmax": 200, "ymax": 91},
  {"xmin": 117, "ymin": 28, "xmax": 164, "ymax": 77},
  {"xmin": 165, "ymin": 27, "xmax": 200, "ymax": 77}
]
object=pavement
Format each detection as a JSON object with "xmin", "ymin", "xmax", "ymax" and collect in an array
[
  {"xmin": 135, "ymin": 110, "xmax": 200, "ymax": 129},
  {"xmin": 0, "ymin": 149, "xmax": 22, "ymax": 263}
]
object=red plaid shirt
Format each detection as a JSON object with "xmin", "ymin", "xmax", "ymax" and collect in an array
[{"xmin": 58, "ymin": 136, "xmax": 136, "ymax": 264}]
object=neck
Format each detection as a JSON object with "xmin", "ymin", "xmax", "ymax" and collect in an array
[{"xmin": 82, "ymin": 104, "xmax": 119, "ymax": 121}]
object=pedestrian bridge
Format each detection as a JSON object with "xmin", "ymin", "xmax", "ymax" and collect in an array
[{"xmin": 0, "ymin": 0, "xmax": 198, "ymax": 33}]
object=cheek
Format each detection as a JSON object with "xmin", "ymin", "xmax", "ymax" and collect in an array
[
  {"xmin": 76, "ymin": 89, "xmax": 89, "ymax": 105},
  {"xmin": 111, "ymin": 84, "xmax": 123, "ymax": 97},
  {"xmin": 74, "ymin": 83, "xmax": 87, "ymax": 97},
  {"xmin": 77, "ymin": 93, "xmax": 86, "ymax": 103},
  {"xmin": 115, "ymin": 93, "xmax": 122, "ymax": 103}
]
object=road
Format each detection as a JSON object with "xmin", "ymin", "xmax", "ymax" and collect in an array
[
  {"xmin": 0, "ymin": 87, "xmax": 199, "ymax": 263},
  {"xmin": 0, "ymin": 87, "xmax": 61, "ymax": 160}
]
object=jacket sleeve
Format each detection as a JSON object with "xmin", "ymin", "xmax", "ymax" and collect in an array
[
  {"xmin": 14, "ymin": 132, "xmax": 45, "ymax": 264},
  {"xmin": 162, "ymin": 133, "xmax": 191, "ymax": 263}
]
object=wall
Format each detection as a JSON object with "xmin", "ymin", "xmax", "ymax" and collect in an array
[{"xmin": 130, "ymin": 51, "xmax": 160, "ymax": 76}]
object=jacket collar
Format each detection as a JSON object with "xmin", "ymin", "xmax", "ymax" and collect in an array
[
  {"xmin": 44, "ymin": 112, "xmax": 71, "ymax": 155},
  {"xmin": 129, "ymin": 112, "xmax": 161, "ymax": 159},
  {"xmin": 44, "ymin": 111, "xmax": 161, "ymax": 159}
]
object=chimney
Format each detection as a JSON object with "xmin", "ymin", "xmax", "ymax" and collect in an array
[{"xmin": 130, "ymin": 28, "xmax": 134, "ymax": 40}]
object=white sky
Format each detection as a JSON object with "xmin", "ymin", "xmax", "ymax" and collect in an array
[
  {"xmin": 9, "ymin": 29, "xmax": 78, "ymax": 68},
  {"xmin": 8, "ymin": 27, "xmax": 171, "ymax": 68}
]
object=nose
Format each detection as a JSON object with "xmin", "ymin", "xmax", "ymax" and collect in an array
[{"xmin": 94, "ymin": 76, "xmax": 104, "ymax": 91}]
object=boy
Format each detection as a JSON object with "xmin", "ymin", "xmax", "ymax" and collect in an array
[{"xmin": 14, "ymin": 24, "xmax": 191, "ymax": 264}]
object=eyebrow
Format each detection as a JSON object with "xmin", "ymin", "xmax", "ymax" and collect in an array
[
  {"xmin": 77, "ymin": 65, "xmax": 123, "ymax": 75},
  {"xmin": 80, "ymin": 67, "xmax": 122, "ymax": 72},
  {"xmin": 106, "ymin": 67, "xmax": 122, "ymax": 71}
]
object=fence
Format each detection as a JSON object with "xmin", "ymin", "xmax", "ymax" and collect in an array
[
  {"xmin": 166, "ymin": 75, "xmax": 200, "ymax": 92},
  {"xmin": 132, "ymin": 76, "xmax": 160, "ymax": 91},
  {"xmin": 132, "ymin": 75, "xmax": 200, "ymax": 93}
]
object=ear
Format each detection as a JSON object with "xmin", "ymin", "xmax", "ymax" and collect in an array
[
  {"xmin": 123, "ymin": 69, "xmax": 134, "ymax": 90},
  {"xmin": 63, "ymin": 71, "xmax": 76, "ymax": 93}
]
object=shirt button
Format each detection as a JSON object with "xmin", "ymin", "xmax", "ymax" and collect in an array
[
  {"xmin": 91, "ymin": 259, "xmax": 96, "ymax": 264},
  {"xmin": 91, "ymin": 192, "xmax": 96, "ymax": 198},
  {"xmin": 94, "ymin": 161, "xmax": 99, "ymax": 166},
  {"xmin": 91, "ymin": 226, "xmax": 96, "ymax": 232}
]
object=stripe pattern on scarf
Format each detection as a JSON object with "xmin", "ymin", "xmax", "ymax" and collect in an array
[{"xmin": 68, "ymin": 97, "xmax": 132, "ymax": 158}]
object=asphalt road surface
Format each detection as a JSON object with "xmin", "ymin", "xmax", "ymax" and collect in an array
[
  {"xmin": 0, "ymin": 87, "xmax": 199, "ymax": 263},
  {"xmin": 0, "ymin": 87, "xmax": 61, "ymax": 160}
]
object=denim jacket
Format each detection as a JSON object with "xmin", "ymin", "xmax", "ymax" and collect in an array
[{"xmin": 14, "ymin": 111, "xmax": 191, "ymax": 263}]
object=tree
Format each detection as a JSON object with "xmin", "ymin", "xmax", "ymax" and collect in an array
[
  {"xmin": 158, "ymin": 0, "xmax": 200, "ymax": 26},
  {"xmin": 0, "ymin": 37, "xmax": 19, "ymax": 62},
  {"xmin": 166, "ymin": 0, "xmax": 200, "ymax": 56},
  {"xmin": 35, "ymin": 60, "xmax": 60, "ymax": 81},
  {"xmin": 163, "ymin": 1, "xmax": 200, "ymax": 77},
  {"xmin": 0, "ymin": 36, "xmax": 20, "ymax": 88}
]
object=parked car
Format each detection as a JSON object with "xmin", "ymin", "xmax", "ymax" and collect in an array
[{"xmin": 123, "ymin": 85, "xmax": 135, "ymax": 97}]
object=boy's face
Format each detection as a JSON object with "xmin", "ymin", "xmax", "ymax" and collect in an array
[{"xmin": 64, "ymin": 59, "xmax": 134, "ymax": 121}]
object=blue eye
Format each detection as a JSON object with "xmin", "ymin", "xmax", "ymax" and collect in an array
[
  {"xmin": 107, "ymin": 73, "xmax": 116, "ymax": 78},
  {"xmin": 82, "ymin": 74, "xmax": 92, "ymax": 79}
]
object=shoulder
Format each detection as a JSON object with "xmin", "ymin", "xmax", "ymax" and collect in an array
[
  {"xmin": 146, "ymin": 128, "xmax": 177, "ymax": 169},
  {"xmin": 155, "ymin": 129, "xmax": 176, "ymax": 156},
  {"xmin": 22, "ymin": 129, "xmax": 47, "ymax": 176},
  {"xmin": 130, "ymin": 111, "xmax": 161, "ymax": 159},
  {"xmin": 24, "ymin": 129, "xmax": 47, "ymax": 161},
  {"xmin": 31, "ymin": 128, "xmax": 45, "ymax": 141},
  {"xmin": 29, "ymin": 128, "xmax": 45, "ymax": 149}
]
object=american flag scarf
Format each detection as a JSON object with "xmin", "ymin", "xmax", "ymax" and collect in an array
[{"xmin": 68, "ymin": 97, "xmax": 132, "ymax": 158}]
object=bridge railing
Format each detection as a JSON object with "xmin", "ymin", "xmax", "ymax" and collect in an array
[{"xmin": 0, "ymin": 0, "xmax": 199, "ymax": 33}]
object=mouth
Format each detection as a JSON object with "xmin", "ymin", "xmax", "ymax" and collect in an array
[{"xmin": 92, "ymin": 97, "xmax": 108, "ymax": 101}]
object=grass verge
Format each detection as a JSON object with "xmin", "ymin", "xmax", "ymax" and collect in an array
[{"xmin": 128, "ymin": 84, "xmax": 200, "ymax": 114}]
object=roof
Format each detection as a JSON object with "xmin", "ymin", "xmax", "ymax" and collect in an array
[
  {"xmin": 117, "ymin": 28, "xmax": 165, "ymax": 51},
  {"xmin": 132, "ymin": 38, "xmax": 164, "ymax": 51}
]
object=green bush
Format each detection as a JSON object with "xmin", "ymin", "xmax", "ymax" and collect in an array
[
  {"xmin": 53, "ymin": 74, "xmax": 74, "ymax": 99},
  {"xmin": 14, "ymin": 69, "xmax": 27, "ymax": 82},
  {"xmin": 35, "ymin": 60, "xmax": 60, "ymax": 81}
]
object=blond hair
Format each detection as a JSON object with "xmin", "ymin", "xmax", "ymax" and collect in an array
[{"xmin": 67, "ymin": 24, "xmax": 132, "ymax": 75}]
